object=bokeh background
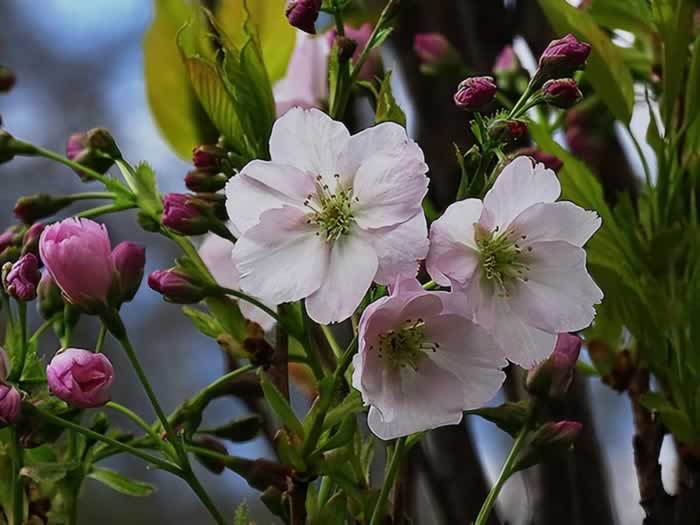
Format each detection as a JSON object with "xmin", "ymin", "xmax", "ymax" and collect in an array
[{"xmin": 0, "ymin": 1, "xmax": 673, "ymax": 523}]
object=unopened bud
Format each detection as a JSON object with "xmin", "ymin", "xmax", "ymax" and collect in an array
[
  {"xmin": 5, "ymin": 253, "xmax": 41, "ymax": 301},
  {"xmin": 285, "ymin": 0, "xmax": 321, "ymax": 34},
  {"xmin": 201, "ymin": 415, "xmax": 262, "ymax": 443},
  {"xmin": 66, "ymin": 128, "xmax": 121, "ymax": 180},
  {"xmin": 192, "ymin": 435, "xmax": 229, "ymax": 475},
  {"xmin": 111, "ymin": 241, "xmax": 146, "ymax": 304},
  {"xmin": 14, "ymin": 194, "xmax": 71, "ymax": 224},
  {"xmin": 21, "ymin": 223, "xmax": 45, "ymax": 257},
  {"xmin": 192, "ymin": 145, "xmax": 226, "ymax": 171},
  {"xmin": 1, "ymin": 130, "xmax": 36, "ymax": 165},
  {"xmin": 0, "ymin": 384, "xmax": 21, "ymax": 427},
  {"xmin": 543, "ymin": 78, "xmax": 582, "ymax": 109},
  {"xmin": 534, "ymin": 34, "xmax": 591, "ymax": 86},
  {"xmin": 488, "ymin": 118, "xmax": 528, "ymax": 144},
  {"xmin": 514, "ymin": 420, "xmax": 583, "ymax": 472},
  {"xmin": 493, "ymin": 46, "xmax": 520, "ymax": 76},
  {"xmin": 0, "ymin": 66, "xmax": 16, "ymax": 93},
  {"xmin": 518, "ymin": 148, "xmax": 563, "ymax": 173},
  {"xmin": 454, "ymin": 76, "xmax": 497, "ymax": 111},
  {"xmin": 185, "ymin": 169, "xmax": 229, "ymax": 193},
  {"xmin": 161, "ymin": 193, "xmax": 211, "ymax": 236},
  {"xmin": 148, "ymin": 269, "xmax": 209, "ymax": 304},
  {"xmin": 335, "ymin": 36, "xmax": 359, "ymax": 63},
  {"xmin": 526, "ymin": 333, "xmax": 582, "ymax": 399},
  {"xmin": 414, "ymin": 33, "xmax": 460, "ymax": 73}
]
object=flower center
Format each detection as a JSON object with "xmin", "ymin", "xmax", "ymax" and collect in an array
[
  {"xmin": 370, "ymin": 319, "xmax": 440, "ymax": 371},
  {"xmin": 476, "ymin": 225, "xmax": 530, "ymax": 292},
  {"xmin": 305, "ymin": 175, "xmax": 357, "ymax": 242}
]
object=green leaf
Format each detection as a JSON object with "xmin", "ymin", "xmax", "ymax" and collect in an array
[
  {"xmin": 182, "ymin": 306, "xmax": 223, "ymax": 339},
  {"xmin": 19, "ymin": 337, "xmax": 45, "ymax": 384},
  {"xmin": 588, "ymin": 0, "xmax": 653, "ymax": 34},
  {"xmin": 216, "ymin": 0, "xmax": 295, "ymax": 83},
  {"xmin": 88, "ymin": 467, "xmax": 155, "ymax": 497},
  {"xmin": 143, "ymin": 0, "xmax": 218, "ymax": 159},
  {"xmin": 311, "ymin": 492, "xmax": 347, "ymax": 525},
  {"xmin": 538, "ymin": 0, "xmax": 635, "ymax": 123},
  {"xmin": 116, "ymin": 161, "xmax": 162, "ymax": 218},
  {"xmin": 324, "ymin": 389, "xmax": 363, "ymax": 430},
  {"xmin": 641, "ymin": 392, "xmax": 695, "ymax": 443},
  {"xmin": 659, "ymin": 0, "xmax": 694, "ymax": 128},
  {"xmin": 375, "ymin": 71, "xmax": 407, "ymax": 127},
  {"xmin": 685, "ymin": 35, "xmax": 700, "ymax": 131},
  {"xmin": 20, "ymin": 463, "xmax": 73, "ymax": 484},
  {"xmin": 260, "ymin": 371, "xmax": 305, "ymax": 438},
  {"xmin": 466, "ymin": 402, "xmax": 529, "ymax": 437},
  {"xmin": 233, "ymin": 501, "xmax": 250, "ymax": 525}
]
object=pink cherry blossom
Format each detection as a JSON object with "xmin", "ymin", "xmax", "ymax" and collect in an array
[
  {"xmin": 199, "ymin": 233, "xmax": 277, "ymax": 332},
  {"xmin": 226, "ymin": 108, "xmax": 430, "ymax": 324},
  {"xmin": 427, "ymin": 156, "xmax": 603, "ymax": 368},
  {"xmin": 352, "ymin": 279, "xmax": 506, "ymax": 440},
  {"xmin": 274, "ymin": 31, "xmax": 330, "ymax": 117}
]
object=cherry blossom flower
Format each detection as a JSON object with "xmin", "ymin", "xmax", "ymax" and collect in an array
[
  {"xmin": 427, "ymin": 156, "xmax": 602, "ymax": 368},
  {"xmin": 352, "ymin": 279, "xmax": 506, "ymax": 440},
  {"xmin": 226, "ymin": 108, "xmax": 429, "ymax": 324},
  {"xmin": 199, "ymin": 233, "xmax": 277, "ymax": 332},
  {"xmin": 274, "ymin": 31, "xmax": 330, "ymax": 117}
]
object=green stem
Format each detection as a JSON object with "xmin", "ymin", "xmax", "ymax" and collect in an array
[
  {"xmin": 9, "ymin": 428, "xmax": 24, "ymax": 525},
  {"xmin": 78, "ymin": 202, "xmax": 136, "ymax": 219},
  {"xmin": 624, "ymin": 122, "xmax": 653, "ymax": 187},
  {"xmin": 218, "ymin": 287, "xmax": 282, "ymax": 327},
  {"xmin": 318, "ymin": 476, "xmax": 333, "ymax": 507},
  {"xmin": 106, "ymin": 401, "xmax": 163, "ymax": 444},
  {"xmin": 474, "ymin": 407, "xmax": 535, "ymax": 525},
  {"xmin": 301, "ymin": 335, "xmax": 358, "ymax": 458},
  {"xmin": 29, "ymin": 313, "xmax": 61, "ymax": 345},
  {"xmin": 181, "ymin": 465, "xmax": 228, "ymax": 525},
  {"xmin": 31, "ymin": 406, "xmax": 181, "ymax": 475},
  {"xmin": 9, "ymin": 302, "xmax": 28, "ymax": 382},
  {"xmin": 1, "ymin": 291, "xmax": 16, "ymax": 336},
  {"xmin": 70, "ymin": 191, "xmax": 114, "ymax": 201},
  {"xmin": 320, "ymin": 325, "xmax": 343, "ymax": 360},
  {"xmin": 369, "ymin": 437, "xmax": 407, "ymax": 525},
  {"xmin": 94, "ymin": 324, "xmax": 107, "ymax": 354},
  {"xmin": 301, "ymin": 309, "xmax": 326, "ymax": 381}
]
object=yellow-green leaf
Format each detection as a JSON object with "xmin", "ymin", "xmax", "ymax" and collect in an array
[
  {"xmin": 538, "ymin": 0, "xmax": 635, "ymax": 123},
  {"xmin": 144, "ymin": 0, "xmax": 218, "ymax": 159},
  {"xmin": 217, "ymin": 0, "xmax": 295, "ymax": 82}
]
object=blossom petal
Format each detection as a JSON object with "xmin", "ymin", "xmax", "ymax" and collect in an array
[
  {"xmin": 225, "ymin": 161, "xmax": 314, "ymax": 236},
  {"xmin": 269, "ymin": 108, "xmax": 350, "ymax": 186},
  {"xmin": 306, "ymin": 232, "xmax": 378, "ymax": 324},
  {"xmin": 426, "ymin": 199, "xmax": 483, "ymax": 286},
  {"xmin": 233, "ymin": 207, "xmax": 329, "ymax": 305},
  {"xmin": 366, "ymin": 359, "xmax": 466, "ymax": 440},
  {"xmin": 509, "ymin": 241, "xmax": 603, "ymax": 333},
  {"xmin": 483, "ymin": 156, "xmax": 561, "ymax": 230},
  {"xmin": 367, "ymin": 213, "xmax": 429, "ymax": 285},
  {"xmin": 511, "ymin": 201, "xmax": 601, "ymax": 247},
  {"xmin": 350, "ymin": 129, "xmax": 429, "ymax": 229}
]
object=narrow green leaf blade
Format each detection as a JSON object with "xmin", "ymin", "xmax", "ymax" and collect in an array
[{"xmin": 88, "ymin": 467, "xmax": 156, "ymax": 497}]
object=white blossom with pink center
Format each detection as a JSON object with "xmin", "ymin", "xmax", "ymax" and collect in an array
[
  {"xmin": 352, "ymin": 279, "xmax": 506, "ymax": 440},
  {"xmin": 427, "ymin": 156, "xmax": 603, "ymax": 368},
  {"xmin": 226, "ymin": 108, "xmax": 430, "ymax": 324}
]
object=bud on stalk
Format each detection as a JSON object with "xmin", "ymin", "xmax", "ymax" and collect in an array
[
  {"xmin": 454, "ymin": 76, "xmax": 498, "ymax": 111},
  {"xmin": 414, "ymin": 33, "xmax": 460, "ymax": 74},
  {"xmin": 533, "ymin": 34, "xmax": 591, "ymax": 87},
  {"xmin": 542, "ymin": 78, "xmax": 582, "ymax": 109},
  {"xmin": 285, "ymin": 0, "xmax": 321, "ymax": 34},
  {"xmin": 526, "ymin": 333, "xmax": 582, "ymax": 399},
  {"xmin": 14, "ymin": 194, "xmax": 72, "ymax": 224},
  {"xmin": 66, "ymin": 128, "xmax": 121, "ymax": 180},
  {"xmin": 5, "ymin": 253, "xmax": 41, "ymax": 301},
  {"xmin": 0, "ymin": 384, "xmax": 21, "ymax": 427},
  {"xmin": 148, "ymin": 269, "xmax": 210, "ymax": 304}
]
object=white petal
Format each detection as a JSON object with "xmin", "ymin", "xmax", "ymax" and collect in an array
[
  {"xmin": 338, "ymin": 122, "xmax": 415, "ymax": 179},
  {"xmin": 305, "ymin": 232, "xmax": 379, "ymax": 324},
  {"xmin": 225, "ymin": 161, "xmax": 313, "ymax": 236},
  {"xmin": 426, "ymin": 199, "xmax": 483, "ymax": 286},
  {"xmin": 350, "ymin": 130, "xmax": 429, "ymax": 229},
  {"xmin": 269, "ymin": 108, "xmax": 350, "ymax": 186},
  {"xmin": 509, "ymin": 241, "xmax": 603, "ymax": 333},
  {"xmin": 367, "ymin": 359, "xmax": 466, "ymax": 440},
  {"xmin": 483, "ymin": 156, "xmax": 561, "ymax": 230},
  {"xmin": 511, "ymin": 202, "xmax": 601, "ymax": 247},
  {"xmin": 232, "ymin": 207, "xmax": 329, "ymax": 305},
  {"xmin": 368, "ymin": 213, "xmax": 429, "ymax": 285}
]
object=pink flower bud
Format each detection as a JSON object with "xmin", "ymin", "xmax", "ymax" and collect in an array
[
  {"xmin": 0, "ymin": 384, "xmax": 21, "ymax": 426},
  {"xmin": 111, "ymin": 242, "xmax": 146, "ymax": 304},
  {"xmin": 285, "ymin": 0, "xmax": 321, "ymax": 34},
  {"xmin": 535, "ymin": 420, "xmax": 583, "ymax": 447},
  {"xmin": 39, "ymin": 218, "xmax": 116, "ymax": 312},
  {"xmin": 14, "ymin": 194, "xmax": 71, "ymax": 225},
  {"xmin": 454, "ymin": 76, "xmax": 497, "ymax": 111},
  {"xmin": 47, "ymin": 348, "xmax": 114, "ymax": 408},
  {"xmin": 148, "ymin": 269, "xmax": 208, "ymax": 304},
  {"xmin": 543, "ymin": 78, "xmax": 582, "ymax": 109},
  {"xmin": 526, "ymin": 333, "xmax": 582, "ymax": 398},
  {"xmin": 192, "ymin": 144, "xmax": 226, "ymax": 171},
  {"xmin": 327, "ymin": 24, "xmax": 379, "ymax": 81},
  {"xmin": 0, "ymin": 66, "xmax": 16, "ymax": 93},
  {"xmin": 185, "ymin": 169, "xmax": 229, "ymax": 193},
  {"xmin": 488, "ymin": 118, "xmax": 528, "ymax": 144},
  {"xmin": 162, "ymin": 193, "xmax": 211, "ymax": 236},
  {"xmin": 0, "ymin": 347, "xmax": 9, "ymax": 381},
  {"xmin": 0, "ymin": 228, "xmax": 15, "ymax": 254},
  {"xmin": 414, "ymin": 33, "xmax": 459, "ymax": 67},
  {"xmin": 518, "ymin": 147, "xmax": 563, "ymax": 173},
  {"xmin": 493, "ymin": 46, "xmax": 520, "ymax": 75},
  {"xmin": 22, "ymin": 223, "xmax": 45, "ymax": 257},
  {"xmin": 66, "ymin": 128, "xmax": 121, "ymax": 180},
  {"xmin": 5, "ymin": 253, "xmax": 41, "ymax": 301},
  {"xmin": 535, "ymin": 34, "xmax": 591, "ymax": 84}
]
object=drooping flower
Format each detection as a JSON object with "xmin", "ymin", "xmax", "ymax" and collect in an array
[
  {"xmin": 427, "ymin": 156, "xmax": 602, "ymax": 367},
  {"xmin": 46, "ymin": 348, "xmax": 114, "ymax": 409},
  {"xmin": 199, "ymin": 234, "xmax": 277, "ymax": 332},
  {"xmin": 39, "ymin": 218, "xmax": 116, "ymax": 311},
  {"xmin": 352, "ymin": 279, "xmax": 506, "ymax": 440},
  {"xmin": 226, "ymin": 108, "xmax": 430, "ymax": 324},
  {"xmin": 274, "ymin": 31, "xmax": 331, "ymax": 117}
]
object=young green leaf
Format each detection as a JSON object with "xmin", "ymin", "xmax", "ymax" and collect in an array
[
  {"xmin": 375, "ymin": 71, "xmax": 407, "ymax": 127},
  {"xmin": 182, "ymin": 306, "xmax": 223, "ymax": 339},
  {"xmin": 260, "ymin": 371, "xmax": 305, "ymax": 438},
  {"xmin": 233, "ymin": 501, "xmax": 250, "ymax": 525},
  {"xmin": 88, "ymin": 467, "xmax": 156, "ymax": 497}
]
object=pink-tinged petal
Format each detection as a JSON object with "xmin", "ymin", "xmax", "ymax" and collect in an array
[
  {"xmin": 233, "ymin": 207, "xmax": 329, "ymax": 305},
  {"xmin": 509, "ymin": 241, "xmax": 603, "ymax": 333},
  {"xmin": 200, "ymin": 234, "xmax": 276, "ymax": 331},
  {"xmin": 269, "ymin": 108, "xmax": 350, "ymax": 186},
  {"xmin": 367, "ymin": 359, "xmax": 466, "ymax": 440},
  {"xmin": 367, "ymin": 213, "xmax": 429, "ymax": 285},
  {"xmin": 225, "ymin": 161, "xmax": 315, "ymax": 236},
  {"xmin": 483, "ymin": 156, "xmax": 561, "ymax": 230},
  {"xmin": 338, "ymin": 122, "xmax": 414, "ymax": 180},
  {"xmin": 350, "ymin": 129, "xmax": 429, "ymax": 229},
  {"xmin": 398, "ymin": 293, "xmax": 444, "ymax": 322},
  {"xmin": 273, "ymin": 32, "xmax": 330, "ymax": 116},
  {"xmin": 306, "ymin": 233, "xmax": 378, "ymax": 324},
  {"xmin": 426, "ymin": 199, "xmax": 483, "ymax": 286},
  {"xmin": 511, "ymin": 201, "xmax": 601, "ymax": 247}
]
